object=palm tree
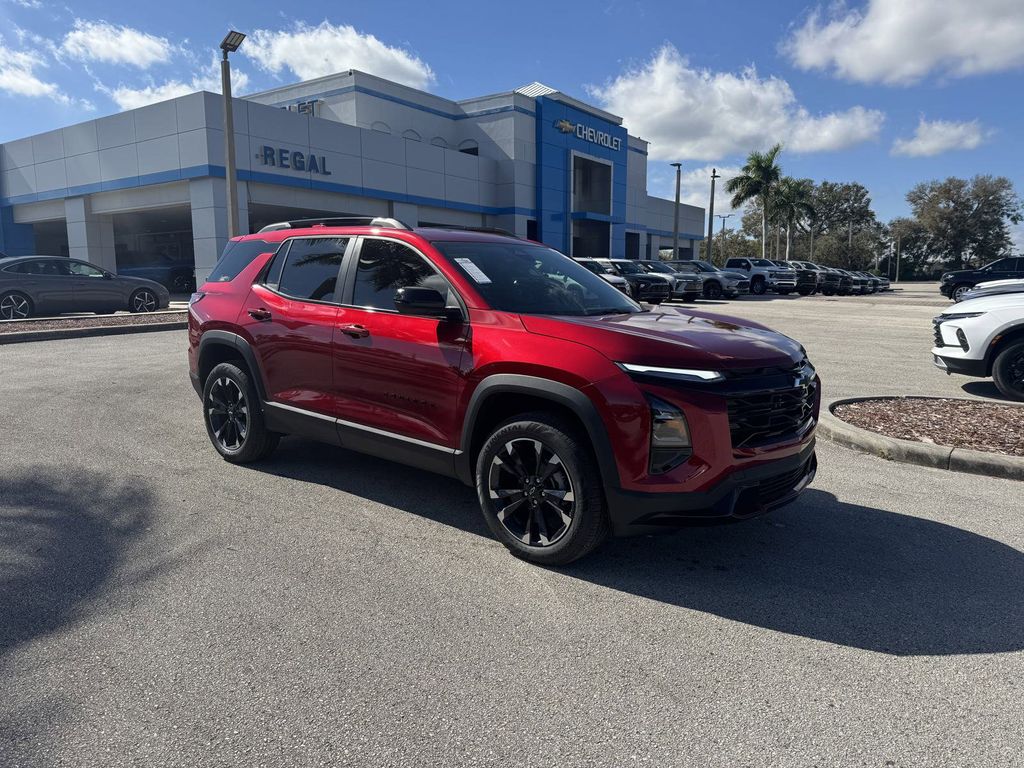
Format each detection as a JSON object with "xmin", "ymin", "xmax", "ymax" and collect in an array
[
  {"xmin": 725, "ymin": 143, "xmax": 783, "ymax": 259},
  {"xmin": 774, "ymin": 177, "xmax": 816, "ymax": 260}
]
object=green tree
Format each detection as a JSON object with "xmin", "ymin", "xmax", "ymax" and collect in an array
[
  {"xmin": 774, "ymin": 177, "xmax": 816, "ymax": 261},
  {"xmin": 906, "ymin": 175, "xmax": 1022, "ymax": 268},
  {"xmin": 726, "ymin": 143, "xmax": 783, "ymax": 259}
]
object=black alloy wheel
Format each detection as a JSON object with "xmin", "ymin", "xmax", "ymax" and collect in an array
[
  {"xmin": 703, "ymin": 281, "xmax": 723, "ymax": 299},
  {"xmin": 993, "ymin": 342, "xmax": 1024, "ymax": 401},
  {"xmin": 130, "ymin": 289, "xmax": 158, "ymax": 313},
  {"xmin": 207, "ymin": 376, "xmax": 249, "ymax": 452},
  {"xmin": 750, "ymin": 277, "xmax": 767, "ymax": 295},
  {"xmin": 0, "ymin": 291, "xmax": 32, "ymax": 320},
  {"xmin": 487, "ymin": 437, "xmax": 576, "ymax": 548}
]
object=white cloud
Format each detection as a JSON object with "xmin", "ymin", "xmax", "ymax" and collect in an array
[
  {"xmin": 62, "ymin": 20, "xmax": 172, "ymax": 69},
  {"xmin": 244, "ymin": 21, "xmax": 434, "ymax": 89},
  {"xmin": 11, "ymin": 0, "xmax": 44, "ymax": 8},
  {"xmin": 587, "ymin": 44, "xmax": 883, "ymax": 161},
  {"xmin": 99, "ymin": 58, "xmax": 250, "ymax": 111},
  {"xmin": 0, "ymin": 37, "xmax": 71, "ymax": 103},
  {"xmin": 784, "ymin": 0, "xmax": 1024, "ymax": 85},
  {"xmin": 891, "ymin": 118, "xmax": 989, "ymax": 157}
]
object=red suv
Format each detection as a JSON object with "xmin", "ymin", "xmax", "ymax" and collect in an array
[{"xmin": 188, "ymin": 217, "xmax": 819, "ymax": 565}]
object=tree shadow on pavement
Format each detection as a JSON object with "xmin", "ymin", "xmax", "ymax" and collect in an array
[
  {"xmin": 0, "ymin": 467, "xmax": 156, "ymax": 657},
  {"xmin": 256, "ymin": 442, "xmax": 1024, "ymax": 657}
]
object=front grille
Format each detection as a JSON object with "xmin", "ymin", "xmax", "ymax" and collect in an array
[
  {"xmin": 727, "ymin": 378, "xmax": 817, "ymax": 449},
  {"xmin": 933, "ymin": 319, "xmax": 944, "ymax": 348},
  {"xmin": 796, "ymin": 272, "xmax": 816, "ymax": 286},
  {"xmin": 758, "ymin": 459, "xmax": 812, "ymax": 504},
  {"xmin": 736, "ymin": 280, "xmax": 750, "ymax": 291}
]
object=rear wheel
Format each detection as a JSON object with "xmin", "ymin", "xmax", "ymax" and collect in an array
[
  {"xmin": 0, "ymin": 291, "xmax": 33, "ymax": 320},
  {"xmin": 476, "ymin": 412, "xmax": 610, "ymax": 565},
  {"xmin": 703, "ymin": 281, "xmax": 723, "ymax": 299},
  {"xmin": 203, "ymin": 362, "xmax": 280, "ymax": 462},
  {"xmin": 130, "ymin": 288, "xmax": 159, "ymax": 313},
  {"xmin": 992, "ymin": 342, "xmax": 1024, "ymax": 401}
]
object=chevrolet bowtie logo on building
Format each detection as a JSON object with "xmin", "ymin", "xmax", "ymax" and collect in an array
[{"xmin": 553, "ymin": 118, "xmax": 622, "ymax": 151}]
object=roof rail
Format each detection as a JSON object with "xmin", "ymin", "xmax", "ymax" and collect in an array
[
  {"xmin": 419, "ymin": 224, "xmax": 520, "ymax": 238},
  {"xmin": 257, "ymin": 216, "xmax": 410, "ymax": 234}
]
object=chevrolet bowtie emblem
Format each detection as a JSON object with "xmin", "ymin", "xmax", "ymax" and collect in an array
[{"xmin": 554, "ymin": 119, "xmax": 575, "ymax": 134}]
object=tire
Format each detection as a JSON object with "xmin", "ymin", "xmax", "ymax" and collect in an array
[
  {"xmin": 797, "ymin": 288, "xmax": 812, "ymax": 296},
  {"xmin": 750, "ymin": 276, "xmax": 767, "ymax": 295},
  {"xmin": 130, "ymin": 288, "xmax": 159, "ymax": 313},
  {"xmin": 992, "ymin": 342, "xmax": 1024, "ymax": 402},
  {"xmin": 952, "ymin": 284, "xmax": 972, "ymax": 302},
  {"xmin": 0, "ymin": 291, "xmax": 33, "ymax": 320},
  {"xmin": 202, "ymin": 362, "xmax": 280, "ymax": 463},
  {"xmin": 475, "ymin": 412, "xmax": 610, "ymax": 566},
  {"xmin": 703, "ymin": 281, "xmax": 723, "ymax": 300}
]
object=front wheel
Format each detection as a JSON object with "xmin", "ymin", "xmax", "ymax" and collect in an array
[
  {"xmin": 750, "ymin": 277, "xmax": 767, "ymax": 295},
  {"xmin": 992, "ymin": 342, "xmax": 1024, "ymax": 401},
  {"xmin": 203, "ymin": 362, "xmax": 280, "ymax": 462},
  {"xmin": 703, "ymin": 281, "xmax": 723, "ymax": 300},
  {"xmin": 476, "ymin": 413, "xmax": 610, "ymax": 565},
  {"xmin": 952, "ymin": 284, "xmax": 971, "ymax": 302}
]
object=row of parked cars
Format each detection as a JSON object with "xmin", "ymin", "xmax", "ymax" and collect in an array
[{"xmin": 572, "ymin": 256, "xmax": 889, "ymax": 304}]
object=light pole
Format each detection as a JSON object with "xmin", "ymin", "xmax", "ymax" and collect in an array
[
  {"xmin": 705, "ymin": 168, "xmax": 720, "ymax": 261},
  {"xmin": 671, "ymin": 162, "xmax": 682, "ymax": 259},
  {"xmin": 715, "ymin": 213, "xmax": 733, "ymax": 263},
  {"xmin": 220, "ymin": 30, "xmax": 246, "ymax": 239}
]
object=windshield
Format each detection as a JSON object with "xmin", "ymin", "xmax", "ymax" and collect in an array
[
  {"xmin": 611, "ymin": 260, "xmax": 645, "ymax": 275},
  {"xmin": 435, "ymin": 242, "xmax": 641, "ymax": 316},
  {"xmin": 691, "ymin": 261, "xmax": 719, "ymax": 273},
  {"xmin": 576, "ymin": 259, "xmax": 615, "ymax": 276},
  {"xmin": 643, "ymin": 262, "xmax": 674, "ymax": 273},
  {"xmin": 751, "ymin": 259, "xmax": 777, "ymax": 267}
]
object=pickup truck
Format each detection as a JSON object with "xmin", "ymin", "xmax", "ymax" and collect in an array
[{"xmin": 724, "ymin": 258, "xmax": 798, "ymax": 296}]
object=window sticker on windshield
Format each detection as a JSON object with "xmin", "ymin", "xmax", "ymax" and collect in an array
[{"xmin": 454, "ymin": 257, "xmax": 492, "ymax": 284}]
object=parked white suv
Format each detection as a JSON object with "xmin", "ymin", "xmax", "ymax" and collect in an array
[{"xmin": 932, "ymin": 292, "xmax": 1024, "ymax": 400}]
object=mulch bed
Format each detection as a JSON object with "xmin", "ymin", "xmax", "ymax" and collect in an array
[
  {"xmin": 834, "ymin": 398, "xmax": 1024, "ymax": 456},
  {"xmin": 0, "ymin": 311, "xmax": 186, "ymax": 334}
]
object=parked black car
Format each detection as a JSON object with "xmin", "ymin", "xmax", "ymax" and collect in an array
[
  {"xmin": 824, "ymin": 268, "xmax": 853, "ymax": 295},
  {"xmin": 601, "ymin": 259, "xmax": 671, "ymax": 304},
  {"xmin": 0, "ymin": 255, "xmax": 170, "ymax": 319},
  {"xmin": 771, "ymin": 260, "xmax": 818, "ymax": 295},
  {"xmin": 940, "ymin": 257, "xmax": 1024, "ymax": 301}
]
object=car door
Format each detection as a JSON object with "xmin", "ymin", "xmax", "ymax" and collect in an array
[
  {"xmin": 67, "ymin": 260, "xmax": 124, "ymax": 312},
  {"xmin": 331, "ymin": 236, "xmax": 469, "ymax": 450},
  {"xmin": 982, "ymin": 258, "xmax": 1016, "ymax": 282},
  {"xmin": 239, "ymin": 236, "xmax": 348, "ymax": 416},
  {"xmin": 31, "ymin": 259, "xmax": 81, "ymax": 314}
]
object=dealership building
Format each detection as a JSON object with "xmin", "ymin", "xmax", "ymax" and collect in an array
[{"xmin": 0, "ymin": 70, "xmax": 705, "ymax": 286}]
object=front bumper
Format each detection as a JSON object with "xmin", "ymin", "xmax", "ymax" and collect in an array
[
  {"xmin": 932, "ymin": 351, "xmax": 987, "ymax": 377},
  {"xmin": 604, "ymin": 440, "xmax": 817, "ymax": 536},
  {"xmin": 769, "ymin": 279, "xmax": 797, "ymax": 290},
  {"xmin": 939, "ymin": 283, "xmax": 954, "ymax": 298}
]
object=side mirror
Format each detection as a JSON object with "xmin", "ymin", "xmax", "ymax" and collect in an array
[{"xmin": 393, "ymin": 286, "xmax": 461, "ymax": 321}]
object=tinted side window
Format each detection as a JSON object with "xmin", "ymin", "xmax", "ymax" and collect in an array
[
  {"xmin": 208, "ymin": 239, "xmax": 275, "ymax": 283},
  {"xmin": 277, "ymin": 238, "xmax": 348, "ymax": 302},
  {"xmin": 352, "ymin": 239, "xmax": 442, "ymax": 310},
  {"xmin": 68, "ymin": 262, "xmax": 104, "ymax": 277}
]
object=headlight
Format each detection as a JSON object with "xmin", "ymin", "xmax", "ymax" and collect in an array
[
  {"xmin": 941, "ymin": 273, "xmax": 953, "ymax": 282},
  {"xmin": 188, "ymin": 291, "xmax": 206, "ymax": 305},
  {"xmin": 938, "ymin": 311, "xmax": 984, "ymax": 321},
  {"xmin": 617, "ymin": 363, "xmax": 725, "ymax": 382},
  {"xmin": 646, "ymin": 395, "xmax": 691, "ymax": 474}
]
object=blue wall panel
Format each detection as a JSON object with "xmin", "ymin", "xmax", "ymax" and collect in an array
[{"xmin": 0, "ymin": 206, "xmax": 35, "ymax": 257}]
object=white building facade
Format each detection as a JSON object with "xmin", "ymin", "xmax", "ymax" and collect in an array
[{"xmin": 0, "ymin": 71, "xmax": 705, "ymax": 286}]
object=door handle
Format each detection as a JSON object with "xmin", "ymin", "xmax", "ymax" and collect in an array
[
  {"xmin": 339, "ymin": 323, "xmax": 370, "ymax": 339},
  {"xmin": 247, "ymin": 308, "xmax": 272, "ymax": 321}
]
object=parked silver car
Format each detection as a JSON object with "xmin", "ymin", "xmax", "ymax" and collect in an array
[{"xmin": 0, "ymin": 255, "xmax": 170, "ymax": 319}]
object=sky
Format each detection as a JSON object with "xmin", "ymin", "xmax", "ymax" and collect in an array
[{"xmin": 1, "ymin": 0, "xmax": 1022, "ymax": 245}]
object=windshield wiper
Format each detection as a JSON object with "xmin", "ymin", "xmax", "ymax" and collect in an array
[{"xmin": 585, "ymin": 307, "xmax": 634, "ymax": 316}]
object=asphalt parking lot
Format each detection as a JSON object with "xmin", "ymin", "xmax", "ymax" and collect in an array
[{"xmin": 2, "ymin": 286, "xmax": 1022, "ymax": 767}]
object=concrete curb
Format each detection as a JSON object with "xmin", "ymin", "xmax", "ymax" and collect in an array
[
  {"xmin": 819, "ymin": 396, "xmax": 1024, "ymax": 482},
  {"xmin": 0, "ymin": 320, "xmax": 187, "ymax": 345}
]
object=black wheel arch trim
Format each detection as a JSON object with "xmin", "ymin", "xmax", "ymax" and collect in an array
[
  {"xmin": 197, "ymin": 330, "xmax": 269, "ymax": 404},
  {"xmin": 455, "ymin": 374, "xmax": 621, "ymax": 490}
]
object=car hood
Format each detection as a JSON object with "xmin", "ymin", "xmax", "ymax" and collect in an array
[
  {"xmin": 521, "ymin": 306, "xmax": 804, "ymax": 370},
  {"xmin": 942, "ymin": 292, "xmax": 1024, "ymax": 315},
  {"xmin": 974, "ymin": 278, "xmax": 1024, "ymax": 290},
  {"xmin": 601, "ymin": 274, "xmax": 628, "ymax": 285},
  {"xmin": 717, "ymin": 271, "xmax": 747, "ymax": 280}
]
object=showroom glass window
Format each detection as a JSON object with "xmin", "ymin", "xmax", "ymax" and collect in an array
[
  {"xmin": 275, "ymin": 238, "xmax": 348, "ymax": 302},
  {"xmin": 352, "ymin": 239, "xmax": 444, "ymax": 311}
]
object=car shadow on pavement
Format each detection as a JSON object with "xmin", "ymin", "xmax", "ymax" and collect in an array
[
  {"xmin": 571, "ymin": 488, "xmax": 1024, "ymax": 657},
  {"xmin": 253, "ymin": 443, "xmax": 1024, "ymax": 657},
  {"xmin": 0, "ymin": 467, "xmax": 156, "ymax": 658},
  {"xmin": 961, "ymin": 380, "xmax": 1019, "ymax": 402}
]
